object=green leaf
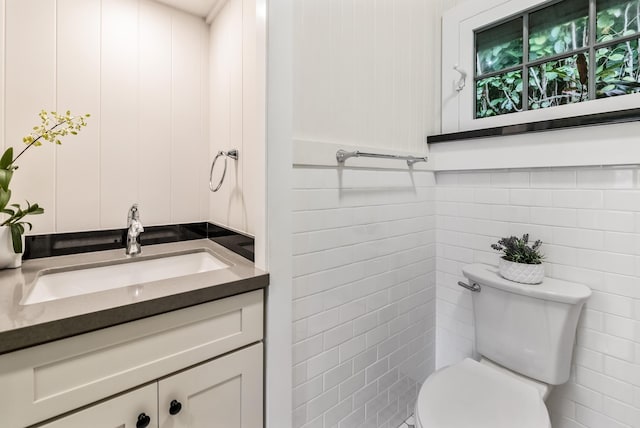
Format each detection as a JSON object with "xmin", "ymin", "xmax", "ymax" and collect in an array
[
  {"xmin": 0, "ymin": 169, "xmax": 13, "ymax": 191},
  {"xmin": 0, "ymin": 188, "xmax": 10, "ymax": 212},
  {"xmin": 9, "ymin": 223, "xmax": 22, "ymax": 253},
  {"xmin": 553, "ymin": 40, "xmax": 565, "ymax": 54},
  {"xmin": 0, "ymin": 148, "xmax": 13, "ymax": 169},
  {"xmin": 533, "ymin": 36, "xmax": 547, "ymax": 45}
]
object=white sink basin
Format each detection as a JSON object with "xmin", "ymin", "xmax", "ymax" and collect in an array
[{"xmin": 22, "ymin": 251, "xmax": 229, "ymax": 305}]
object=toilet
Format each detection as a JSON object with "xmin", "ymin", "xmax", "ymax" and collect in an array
[{"xmin": 415, "ymin": 263, "xmax": 591, "ymax": 428}]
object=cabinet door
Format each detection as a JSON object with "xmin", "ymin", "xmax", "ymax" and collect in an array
[
  {"xmin": 158, "ymin": 343, "xmax": 263, "ymax": 428},
  {"xmin": 38, "ymin": 383, "xmax": 158, "ymax": 428}
]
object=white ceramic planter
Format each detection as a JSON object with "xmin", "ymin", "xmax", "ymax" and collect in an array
[
  {"xmin": 498, "ymin": 258, "xmax": 544, "ymax": 284},
  {"xmin": 0, "ymin": 226, "xmax": 24, "ymax": 269}
]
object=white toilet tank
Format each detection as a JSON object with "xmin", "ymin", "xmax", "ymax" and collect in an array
[{"xmin": 462, "ymin": 264, "xmax": 591, "ymax": 385}]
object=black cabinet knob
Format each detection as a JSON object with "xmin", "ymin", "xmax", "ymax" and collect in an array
[
  {"xmin": 136, "ymin": 413, "xmax": 151, "ymax": 428},
  {"xmin": 169, "ymin": 399, "xmax": 182, "ymax": 415}
]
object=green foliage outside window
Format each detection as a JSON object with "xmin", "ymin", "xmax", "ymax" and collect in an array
[
  {"xmin": 477, "ymin": 71, "xmax": 523, "ymax": 117},
  {"xmin": 597, "ymin": 0, "xmax": 640, "ymax": 41},
  {"xmin": 529, "ymin": 55, "xmax": 589, "ymax": 109},
  {"xmin": 596, "ymin": 39, "xmax": 640, "ymax": 95},
  {"xmin": 475, "ymin": 0, "xmax": 640, "ymax": 119},
  {"xmin": 528, "ymin": 19, "xmax": 589, "ymax": 61},
  {"xmin": 476, "ymin": 19, "xmax": 523, "ymax": 75}
]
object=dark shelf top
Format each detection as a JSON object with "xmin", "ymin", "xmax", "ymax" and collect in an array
[{"xmin": 427, "ymin": 107, "xmax": 640, "ymax": 144}]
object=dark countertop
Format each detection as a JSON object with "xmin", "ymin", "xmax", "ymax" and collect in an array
[{"xmin": 0, "ymin": 239, "xmax": 269, "ymax": 355}]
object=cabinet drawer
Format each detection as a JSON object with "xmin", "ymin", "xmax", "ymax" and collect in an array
[
  {"xmin": 0, "ymin": 290, "xmax": 263, "ymax": 428},
  {"xmin": 37, "ymin": 384, "xmax": 158, "ymax": 428}
]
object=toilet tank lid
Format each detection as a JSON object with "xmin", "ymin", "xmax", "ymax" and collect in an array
[{"xmin": 462, "ymin": 264, "xmax": 591, "ymax": 304}]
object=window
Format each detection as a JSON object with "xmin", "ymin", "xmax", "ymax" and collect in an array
[{"xmin": 475, "ymin": 0, "xmax": 640, "ymax": 119}]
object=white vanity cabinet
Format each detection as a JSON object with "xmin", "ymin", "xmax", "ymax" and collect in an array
[
  {"xmin": 38, "ymin": 343, "xmax": 263, "ymax": 428},
  {"xmin": 0, "ymin": 290, "xmax": 264, "ymax": 428},
  {"xmin": 158, "ymin": 343, "xmax": 263, "ymax": 428}
]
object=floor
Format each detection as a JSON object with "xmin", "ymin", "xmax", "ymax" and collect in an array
[{"xmin": 398, "ymin": 415, "xmax": 415, "ymax": 428}]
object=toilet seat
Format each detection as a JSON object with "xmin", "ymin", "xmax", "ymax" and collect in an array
[{"xmin": 415, "ymin": 358, "xmax": 551, "ymax": 428}]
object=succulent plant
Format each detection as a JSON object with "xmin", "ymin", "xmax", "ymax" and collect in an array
[{"xmin": 491, "ymin": 234, "xmax": 544, "ymax": 265}]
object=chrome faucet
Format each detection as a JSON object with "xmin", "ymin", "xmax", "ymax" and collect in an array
[{"xmin": 126, "ymin": 203, "xmax": 144, "ymax": 256}]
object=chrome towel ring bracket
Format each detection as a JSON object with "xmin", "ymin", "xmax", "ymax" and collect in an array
[{"xmin": 209, "ymin": 149, "xmax": 239, "ymax": 192}]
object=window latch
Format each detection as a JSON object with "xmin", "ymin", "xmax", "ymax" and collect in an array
[{"xmin": 453, "ymin": 65, "xmax": 467, "ymax": 92}]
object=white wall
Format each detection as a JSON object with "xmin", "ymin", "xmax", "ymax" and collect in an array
[
  {"xmin": 208, "ymin": 0, "xmax": 265, "ymax": 237},
  {"xmin": 264, "ymin": 1, "xmax": 293, "ymax": 427},
  {"xmin": 292, "ymin": 167, "xmax": 436, "ymax": 428},
  {"xmin": 0, "ymin": 0, "xmax": 210, "ymax": 234},
  {"xmin": 435, "ymin": 167, "xmax": 640, "ymax": 428},
  {"xmin": 290, "ymin": 2, "xmax": 457, "ymax": 427},
  {"xmin": 293, "ymin": 0, "xmax": 450, "ymax": 154}
]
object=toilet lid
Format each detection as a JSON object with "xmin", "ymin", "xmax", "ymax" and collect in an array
[{"xmin": 416, "ymin": 359, "xmax": 550, "ymax": 428}]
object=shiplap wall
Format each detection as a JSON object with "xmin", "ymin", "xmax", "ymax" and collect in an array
[
  {"xmin": 208, "ymin": 0, "xmax": 264, "ymax": 237},
  {"xmin": 435, "ymin": 167, "xmax": 640, "ymax": 428},
  {"xmin": 0, "ymin": 0, "xmax": 209, "ymax": 234},
  {"xmin": 293, "ymin": 0, "xmax": 448, "ymax": 153}
]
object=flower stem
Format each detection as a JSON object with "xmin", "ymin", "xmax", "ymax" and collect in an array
[{"xmin": 12, "ymin": 121, "xmax": 63, "ymax": 165}]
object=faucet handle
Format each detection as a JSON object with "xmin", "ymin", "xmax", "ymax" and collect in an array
[
  {"xmin": 128, "ymin": 203, "xmax": 140, "ymax": 224},
  {"xmin": 125, "ymin": 203, "xmax": 143, "ymax": 256}
]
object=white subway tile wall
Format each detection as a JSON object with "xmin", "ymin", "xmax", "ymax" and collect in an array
[
  {"xmin": 435, "ymin": 167, "xmax": 640, "ymax": 428},
  {"xmin": 292, "ymin": 167, "xmax": 436, "ymax": 428}
]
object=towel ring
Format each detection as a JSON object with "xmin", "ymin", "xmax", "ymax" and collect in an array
[{"xmin": 209, "ymin": 149, "xmax": 239, "ymax": 192}]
